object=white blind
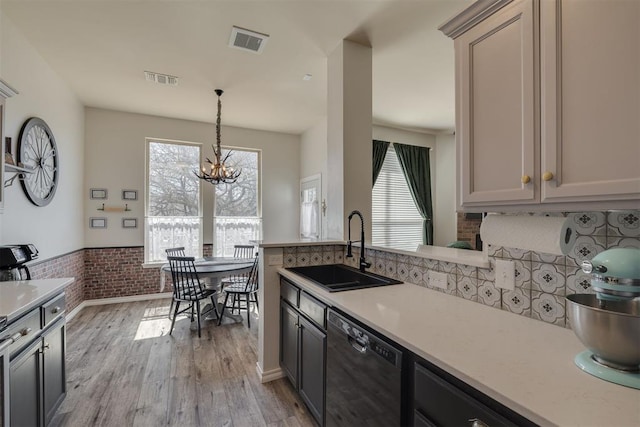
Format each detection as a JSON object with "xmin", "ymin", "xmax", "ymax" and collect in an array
[{"xmin": 372, "ymin": 146, "xmax": 423, "ymax": 251}]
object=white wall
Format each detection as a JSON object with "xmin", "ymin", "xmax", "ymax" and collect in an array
[
  {"xmin": 1, "ymin": 14, "xmax": 85, "ymax": 259},
  {"xmin": 84, "ymin": 108, "xmax": 300, "ymax": 248},
  {"xmin": 300, "ymin": 117, "xmax": 328, "ymax": 238},
  {"xmin": 434, "ymin": 133, "xmax": 456, "ymax": 246}
]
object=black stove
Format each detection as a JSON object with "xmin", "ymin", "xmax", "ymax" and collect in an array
[{"xmin": 0, "ymin": 244, "xmax": 38, "ymax": 280}]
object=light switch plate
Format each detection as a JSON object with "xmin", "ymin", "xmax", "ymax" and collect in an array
[
  {"xmin": 428, "ymin": 270, "xmax": 448, "ymax": 290},
  {"xmin": 268, "ymin": 254, "xmax": 283, "ymax": 266},
  {"xmin": 495, "ymin": 259, "xmax": 515, "ymax": 290}
]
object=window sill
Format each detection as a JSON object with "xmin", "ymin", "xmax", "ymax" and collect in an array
[{"xmin": 141, "ymin": 261, "xmax": 165, "ymax": 269}]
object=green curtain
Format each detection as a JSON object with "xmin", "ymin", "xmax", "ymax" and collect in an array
[
  {"xmin": 372, "ymin": 139, "xmax": 390, "ymax": 186},
  {"xmin": 393, "ymin": 142, "xmax": 434, "ymax": 245}
]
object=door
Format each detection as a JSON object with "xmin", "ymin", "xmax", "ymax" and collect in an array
[
  {"xmin": 43, "ymin": 320, "xmax": 66, "ymax": 426},
  {"xmin": 280, "ymin": 302, "xmax": 299, "ymax": 387},
  {"xmin": 456, "ymin": 0, "xmax": 537, "ymax": 206},
  {"xmin": 300, "ymin": 174, "xmax": 322, "ymax": 239},
  {"xmin": 298, "ymin": 316, "xmax": 326, "ymax": 426},
  {"xmin": 10, "ymin": 339, "xmax": 42, "ymax": 427},
  {"xmin": 540, "ymin": 0, "xmax": 640, "ymax": 202}
]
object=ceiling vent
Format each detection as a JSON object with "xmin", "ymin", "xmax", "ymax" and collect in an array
[
  {"xmin": 144, "ymin": 71, "xmax": 179, "ymax": 86},
  {"xmin": 229, "ymin": 26, "xmax": 269, "ymax": 54}
]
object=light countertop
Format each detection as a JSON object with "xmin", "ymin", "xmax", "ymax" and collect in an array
[
  {"xmin": 0, "ymin": 278, "xmax": 73, "ymax": 322},
  {"xmin": 279, "ymin": 269, "xmax": 640, "ymax": 427}
]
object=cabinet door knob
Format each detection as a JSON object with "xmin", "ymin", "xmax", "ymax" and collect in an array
[
  {"xmin": 521, "ymin": 175, "xmax": 531, "ymax": 184},
  {"xmin": 542, "ymin": 171, "xmax": 554, "ymax": 181},
  {"xmin": 52, "ymin": 306, "xmax": 61, "ymax": 314}
]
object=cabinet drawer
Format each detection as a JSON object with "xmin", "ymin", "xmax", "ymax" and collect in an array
[
  {"xmin": 280, "ymin": 278, "xmax": 299, "ymax": 308},
  {"xmin": 5, "ymin": 309, "xmax": 41, "ymax": 358},
  {"xmin": 42, "ymin": 293, "xmax": 66, "ymax": 328},
  {"xmin": 414, "ymin": 362, "xmax": 516, "ymax": 427},
  {"xmin": 299, "ymin": 291, "xmax": 326, "ymax": 329}
]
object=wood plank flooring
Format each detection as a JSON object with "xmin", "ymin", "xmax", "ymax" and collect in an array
[{"xmin": 51, "ymin": 299, "xmax": 315, "ymax": 427}]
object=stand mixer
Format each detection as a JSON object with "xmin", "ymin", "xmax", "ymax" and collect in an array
[{"xmin": 566, "ymin": 248, "xmax": 640, "ymax": 389}]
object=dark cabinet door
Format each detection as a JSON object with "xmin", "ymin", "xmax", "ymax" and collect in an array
[
  {"xmin": 298, "ymin": 316, "xmax": 326, "ymax": 426},
  {"xmin": 43, "ymin": 320, "xmax": 66, "ymax": 426},
  {"xmin": 10, "ymin": 339, "xmax": 42, "ymax": 427},
  {"xmin": 280, "ymin": 301, "xmax": 299, "ymax": 387}
]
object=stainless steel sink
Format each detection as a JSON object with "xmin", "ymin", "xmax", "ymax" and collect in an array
[{"xmin": 286, "ymin": 264, "xmax": 402, "ymax": 292}]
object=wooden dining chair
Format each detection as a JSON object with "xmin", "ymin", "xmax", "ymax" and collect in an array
[
  {"xmin": 233, "ymin": 244, "xmax": 254, "ymax": 259},
  {"xmin": 218, "ymin": 255, "xmax": 259, "ymax": 328},
  {"xmin": 165, "ymin": 247, "xmax": 186, "ymax": 317},
  {"xmin": 167, "ymin": 256, "xmax": 221, "ymax": 337}
]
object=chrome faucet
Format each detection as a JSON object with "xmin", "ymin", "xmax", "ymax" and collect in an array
[{"xmin": 346, "ymin": 210, "xmax": 371, "ymax": 272}]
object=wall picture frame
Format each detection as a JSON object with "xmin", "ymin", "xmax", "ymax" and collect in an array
[
  {"xmin": 122, "ymin": 190, "xmax": 137, "ymax": 201},
  {"xmin": 122, "ymin": 218, "xmax": 137, "ymax": 228},
  {"xmin": 90, "ymin": 217, "xmax": 107, "ymax": 228},
  {"xmin": 90, "ymin": 188, "xmax": 108, "ymax": 200}
]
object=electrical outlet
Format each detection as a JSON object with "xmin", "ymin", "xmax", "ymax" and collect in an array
[
  {"xmin": 495, "ymin": 259, "xmax": 515, "ymax": 290},
  {"xmin": 268, "ymin": 254, "xmax": 283, "ymax": 266},
  {"xmin": 428, "ymin": 270, "xmax": 448, "ymax": 290}
]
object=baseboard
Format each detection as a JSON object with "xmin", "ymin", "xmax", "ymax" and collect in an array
[
  {"xmin": 257, "ymin": 362, "xmax": 285, "ymax": 383},
  {"xmin": 65, "ymin": 292, "xmax": 173, "ymax": 322}
]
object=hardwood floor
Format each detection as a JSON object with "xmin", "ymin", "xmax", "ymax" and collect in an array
[{"xmin": 52, "ymin": 299, "xmax": 315, "ymax": 427}]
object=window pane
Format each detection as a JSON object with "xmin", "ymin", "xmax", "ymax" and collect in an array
[
  {"xmin": 215, "ymin": 150, "xmax": 258, "ymax": 217},
  {"xmin": 148, "ymin": 141, "xmax": 200, "ymax": 217},
  {"xmin": 372, "ymin": 146, "xmax": 423, "ymax": 251}
]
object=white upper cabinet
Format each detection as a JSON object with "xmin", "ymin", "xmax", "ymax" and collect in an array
[{"xmin": 441, "ymin": 0, "xmax": 640, "ymax": 212}]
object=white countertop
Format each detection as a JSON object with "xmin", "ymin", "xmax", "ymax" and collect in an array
[
  {"xmin": 0, "ymin": 278, "xmax": 73, "ymax": 322},
  {"xmin": 279, "ymin": 269, "xmax": 640, "ymax": 427},
  {"xmin": 258, "ymin": 239, "xmax": 345, "ymax": 248}
]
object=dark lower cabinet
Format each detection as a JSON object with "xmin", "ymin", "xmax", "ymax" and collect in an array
[
  {"xmin": 280, "ymin": 277, "xmax": 327, "ymax": 426},
  {"xmin": 43, "ymin": 319, "xmax": 66, "ymax": 426},
  {"xmin": 10, "ymin": 339, "xmax": 42, "ymax": 427},
  {"xmin": 413, "ymin": 358, "xmax": 535, "ymax": 427}
]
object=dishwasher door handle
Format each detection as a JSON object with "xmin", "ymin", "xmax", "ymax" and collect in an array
[{"xmin": 348, "ymin": 336, "xmax": 367, "ymax": 354}]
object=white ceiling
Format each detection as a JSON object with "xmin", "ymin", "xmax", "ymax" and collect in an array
[{"xmin": 2, "ymin": 0, "xmax": 471, "ymax": 135}]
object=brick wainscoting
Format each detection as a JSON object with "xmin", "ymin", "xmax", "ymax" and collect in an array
[
  {"xmin": 457, "ymin": 212, "xmax": 482, "ymax": 249},
  {"xmin": 29, "ymin": 250, "xmax": 85, "ymax": 313}
]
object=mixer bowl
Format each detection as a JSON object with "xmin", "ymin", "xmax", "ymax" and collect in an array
[{"xmin": 566, "ymin": 294, "xmax": 640, "ymax": 370}]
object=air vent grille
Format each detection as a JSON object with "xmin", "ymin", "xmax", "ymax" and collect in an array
[
  {"xmin": 144, "ymin": 71, "xmax": 179, "ymax": 86},
  {"xmin": 229, "ymin": 26, "xmax": 269, "ymax": 54}
]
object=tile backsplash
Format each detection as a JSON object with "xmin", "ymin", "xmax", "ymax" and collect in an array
[{"xmin": 282, "ymin": 210, "xmax": 640, "ymax": 329}]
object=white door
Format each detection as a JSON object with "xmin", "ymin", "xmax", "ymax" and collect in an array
[{"xmin": 300, "ymin": 174, "xmax": 321, "ymax": 239}]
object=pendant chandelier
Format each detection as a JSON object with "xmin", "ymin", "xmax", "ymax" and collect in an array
[{"xmin": 195, "ymin": 89, "xmax": 241, "ymax": 184}]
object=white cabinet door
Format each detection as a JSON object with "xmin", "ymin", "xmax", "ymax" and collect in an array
[
  {"xmin": 456, "ymin": 0, "xmax": 537, "ymax": 207},
  {"xmin": 541, "ymin": 0, "xmax": 640, "ymax": 203}
]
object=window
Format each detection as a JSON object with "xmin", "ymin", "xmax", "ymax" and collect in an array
[
  {"xmin": 145, "ymin": 139, "xmax": 202, "ymax": 262},
  {"xmin": 372, "ymin": 145, "xmax": 423, "ymax": 251},
  {"xmin": 214, "ymin": 148, "xmax": 261, "ymax": 256}
]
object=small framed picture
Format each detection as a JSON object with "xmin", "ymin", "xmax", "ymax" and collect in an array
[
  {"xmin": 122, "ymin": 218, "xmax": 137, "ymax": 228},
  {"xmin": 122, "ymin": 190, "xmax": 138, "ymax": 201},
  {"xmin": 90, "ymin": 188, "xmax": 108, "ymax": 200},
  {"xmin": 90, "ymin": 217, "xmax": 107, "ymax": 228}
]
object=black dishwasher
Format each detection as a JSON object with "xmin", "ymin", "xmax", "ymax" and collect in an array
[{"xmin": 326, "ymin": 309, "xmax": 403, "ymax": 426}]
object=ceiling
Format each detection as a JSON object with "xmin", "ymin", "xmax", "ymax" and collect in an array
[{"xmin": 2, "ymin": 0, "xmax": 471, "ymax": 136}]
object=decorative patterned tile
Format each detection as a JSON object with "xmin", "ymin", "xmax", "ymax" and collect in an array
[
  {"xmin": 532, "ymin": 263, "xmax": 565, "ymax": 295},
  {"xmin": 607, "ymin": 210, "xmax": 640, "ymax": 237},
  {"xmin": 397, "ymin": 254, "xmax": 410, "ymax": 265},
  {"xmin": 502, "ymin": 287, "xmax": 531, "ymax": 316},
  {"xmin": 567, "ymin": 235, "xmax": 606, "ymax": 267},
  {"xmin": 478, "ymin": 259, "xmax": 495, "ymax": 281},
  {"xmin": 444, "ymin": 273, "xmax": 457, "ymax": 295},
  {"xmin": 309, "ymin": 251, "xmax": 322, "ymax": 266},
  {"xmin": 409, "ymin": 256, "xmax": 423, "ymax": 267},
  {"xmin": 396, "ymin": 263, "xmax": 409, "ymax": 282},
  {"xmin": 296, "ymin": 246, "xmax": 310, "ymax": 254},
  {"xmin": 409, "ymin": 266, "xmax": 424, "ymax": 286},
  {"xmin": 457, "ymin": 264, "xmax": 477, "ymax": 278},
  {"xmin": 385, "ymin": 259, "xmax": 397, "ymax": 278},
  {"xmin": 322, "ymin": 251, "xmax": 335, "ymax": 264},
  {"xmin": 421, "ymin": 258, "xmax": 438, "ymax": 271},
  {"xmin": 335, "ymin": 250, "xmax": 344, "ymax": 264},
  {"xmin": 478, "ymin": 280, "xmax": 501, "ymax": 308},
  {"xmin": 566, "ymin": 266, "xmax": 594, "ymax": 295},
  {"xmin": 283, "ymin": 253, "xmax": 296, "ymax": 267},
  {"xmin": 513, "ymin": 259, "xmax": 531, "ymax": 289},
  {"xmin": 457, "ymin": 276, "xmax": 477, "ymax": 301},
  {"xmin": 487, "ymin": 244, "xmax": 502, "ymax": 258},
  {"xmin": 284, "ymin": 247, "xmax": 296, "ymax": 255},
  {"xmin": 531, "ymin": 292, "xmax": 565, "ymax": 326},
  {"xmin": 531, "ymin": 251, "xmax": 565, "ymax": 265},
  {"xmin": 309, "ymin": 245, "xmax": 321, "ymax": 254},
  {"xmin": 439, "ymin": 261, "xmax": 456, "ymax": 274},
  {"xmin": 502, "ymin": 247, "xmax": 531, "ymax": 261},
  {"xmin": 374, "ymin": 257, "xmax": 386, "ymax": 276},
  {"xmin": 295, "ymin": 252, "xmax": 310, "ymax": 266},
  {"xmin": 606, "ymin": 237, "xmax": 640, "ymax": 249},
  {"xmin": 567, "ymin": 212, "xmax": 607, "ymax": 235}
]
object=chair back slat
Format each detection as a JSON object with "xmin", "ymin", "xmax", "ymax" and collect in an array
[
  {"xmin": 243, "ymin": 255, "xmax": 259, "ymax": 292},
  {"xmin": 233, "ymin": 245, "xmax": 254, "ymax": 259},
  {"xmin": 166, "ymin": 247, "xmax": 186, "ymax": 257},
  {"xmin": 167, "ymin": 256, "xmax": 206, "ymax": 301}
]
